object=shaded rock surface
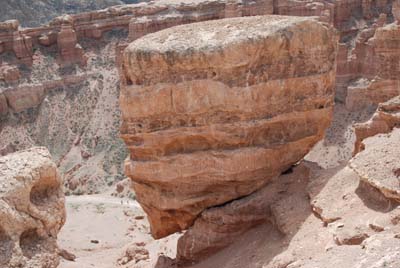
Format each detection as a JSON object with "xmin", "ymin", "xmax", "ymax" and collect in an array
[
  {"xmin": 121, "ymin": 15, "xmax": 336, "ymax": 239},
  {"xmin": 0, "ymin": 147, "xmax": 65, "ymax": 268},
  {"xmin": 189, "ymin": 159, "xmax": 400, "ymax": 268},
  {"xmin": 177, "ymin": 164, "xmax": 312, "ymax": 264}
]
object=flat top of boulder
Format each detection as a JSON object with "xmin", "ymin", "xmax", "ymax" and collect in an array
[
  {"xmin": 349, "ymin": 128, "xmax": 400, "ymax": 199},
  {"xmin": 126, "ymin": 15, "xmax": 320, "ymax": 54}
]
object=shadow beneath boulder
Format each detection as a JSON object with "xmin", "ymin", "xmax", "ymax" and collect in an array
[{"xmin": 355, "ymin": 180, "xmax": 399, "ymax": 213}]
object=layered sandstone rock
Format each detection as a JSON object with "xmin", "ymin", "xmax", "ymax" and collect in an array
[
  {"xmin": 274, "ymin": 0, "xmax": 334, "ymax": 24},
  {"xmin": 353, "ymin": 96, "xmax": 400, "ymax": 154},
  {"xmin": 0, "ymin": 74, "xmax": 87, "ymax": 114},
  {"xmin": 57, "ymin": 15, "xmax": 85, "ymax": 65},
  {"xmin": 0, "ymin": 147, "xmax": 65, "ymax": 268},
  {"xmin": 345, "ymin": 23, "xmax": 400, "ymax": 110},
  {"xmin": 12, "ymin": 31, "xmax": 33, "ymax": 64},
  {"xmin": 3, "ymin": 85, "xmax": 45, "ymax": 113},
  {"xmin": 121, "ymin": 15, "xmax": 337, "ymax": 239}
]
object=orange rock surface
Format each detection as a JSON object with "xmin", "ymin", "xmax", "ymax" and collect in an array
[{"xmin": 121, "ymin": 15, "xmax": 337, "ymax": 239}]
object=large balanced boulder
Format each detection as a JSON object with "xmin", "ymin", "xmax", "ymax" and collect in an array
[
  {"xmin": 121, "ymin": 15, "xmax": 337, "ymax": 239},
  {"xmin": 0, "ymin": 147, "xmax": 65, "ymax": 268}
]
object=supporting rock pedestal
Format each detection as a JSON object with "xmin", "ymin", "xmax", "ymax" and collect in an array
[
  {"xmin": 121, "ymin": 15, "xmax": 337, "ymax": 241},
  {"xmin": 0, "ymin": 147, "xmax": 65, "ymax": 268}
]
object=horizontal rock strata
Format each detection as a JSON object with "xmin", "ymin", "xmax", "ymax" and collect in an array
[
  {"xmin": 0, "ymin": 74, "xmax": 87, "ymax": 114},
  {"xmin": 345, "ymin": 23, "xmax": 400, "ymax": 110},
  {"xmin": 121, "ymin": 15, "xmax": 337, "ymax": 239},
  {"xmin": 0, "ymin": 0, "xmax": 273, "ymax": 65}
]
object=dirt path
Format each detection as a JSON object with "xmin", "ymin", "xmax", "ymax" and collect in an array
[
  {"xmin": 64, "ymin": 194, "xmax": 140, "ymax": 207},
  {"xmin": 59, "ymin": 194, "xmax": 178, "ymax": 268}
]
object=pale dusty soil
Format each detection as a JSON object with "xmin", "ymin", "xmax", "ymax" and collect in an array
[
  {"xmin": 191, "ymin": 164, "xmax": 400, "ymax": 268},
  {"xmin": 306, "ymin": 103, "xmax": 375, "ymax": 168},
  {"xmin": 58, "ymin": 194, "xmax": 178, "ymax": 268}
]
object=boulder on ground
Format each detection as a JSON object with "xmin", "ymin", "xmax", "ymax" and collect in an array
[
  {"xmin": 121, "ymin": 15, "xmax": 337, "ymax": 239},
  {"xmin": 0, "ymin": 147, "xmax": 65, "ymax": 268}
]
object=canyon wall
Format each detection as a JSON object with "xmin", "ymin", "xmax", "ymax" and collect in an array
[{"xmin": 0, "ymin": 0, "xmax": 273, "ymax": 67}]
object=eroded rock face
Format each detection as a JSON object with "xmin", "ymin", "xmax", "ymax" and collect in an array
[
  {"xmin": 177, "ymin": 163, "xmax": 312, "ymax": 264},
  {"xmin": 345, "ymin": 22, "xmax": 400, "ymax": 109},
  {"xmin": 354, "ymin": 96, "xmax": 400, "ymax": 154},
  {"xmin": 350, "ymin": 128, "xmax": 400, "ymax": 202},
  {"xmin": 0, "ymin": 64, "xmax": 20, "ymax": 83},
  {"xmin": 0, "ymin": 147, "xmax": 65, "ymax": 268},
  {"xmin": 121, "ymin": 15, "xmax": 337, "ymax": 239},
  {"xmin": 57, "ymin": 15, "xmax": 85, "ymax": 65}
]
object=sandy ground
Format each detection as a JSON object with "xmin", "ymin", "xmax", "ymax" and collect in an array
[
  {"xmin": 306, "ymin": 103, "xmax": 375, "ymax": 168},
  {"xmin": 59, "ymin": 194, "xmax": 178, "ymax": 268}
]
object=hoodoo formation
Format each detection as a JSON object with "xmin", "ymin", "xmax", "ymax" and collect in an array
[{"xmin": 121, "ymin": 15, "xmax": 337, "ymax": 239}]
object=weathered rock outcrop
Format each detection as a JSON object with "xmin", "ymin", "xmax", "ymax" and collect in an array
[
  {"xmin": 127, "ymin": 0, "xmax": 274, "ymax": 41},
  {"xmin": 177, "ymin": 163, "xmax": 312, "ymax": 264},
  {"xmin": 0, "ymin": 147, "xmax": 65, "ymax": 268},
  {"xmin": 0, "ymin": 64, "xmax": 20, "ymax": 83},
  {"xmin": 0, "ymin": 0, "xmax": 273, "ymax": 66},
  {"xmin": 350, "ymin": 128, "xmax": 400, "ymax": 202},
  {"xmin": 353, "ymin": 96, "xmax": 400, "ymax": 154},
  {"xmin": 345, "ymin": 22, "xmax": 400, "ymax": 110},
  {"xmin": 1, "ymin": 74, "xmax": 87, "ymax": 113},
  {"xmin": 121, "ymin": 15, "xmax": 337, "ymax": 239},
  {"xmin": 56, "ymin": 15, "xmax": 85, "ymax": 65}
]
